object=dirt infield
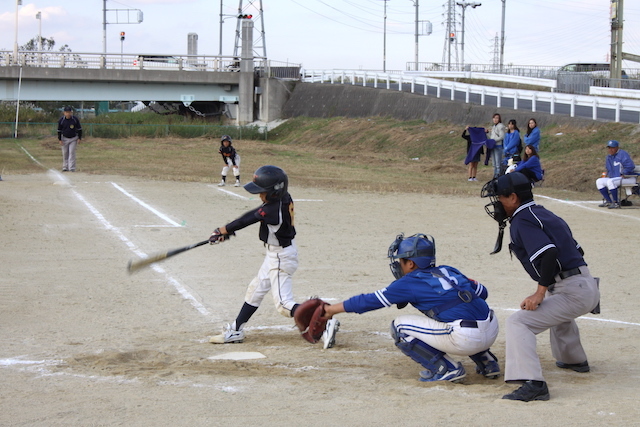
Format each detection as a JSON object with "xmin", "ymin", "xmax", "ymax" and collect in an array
[{"xmin": 1, "ymin": 171, "xmax": 640, "ymax": 426}]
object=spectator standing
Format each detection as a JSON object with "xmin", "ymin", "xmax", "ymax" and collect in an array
[
  {"xmin": 503, "ymin": 120, "xmax": 522, "ymax": 163},
  {"xmin": 524, "ymin": 118, "xmax": 540, "ymax": 152},
  {"xmin": 462, "ymin": 126, "xmax": 483, "ymax": 181},
  {"xmin": 596, "ymin": 140, "xmax": 636, "ymax": 209},
  {"xmin": 57, "ymin": 106, "xmax": 82, "ymax": 172},
  {"xmin": 487, "ymin": 114, "xmax": 506, "ymax": 178}
]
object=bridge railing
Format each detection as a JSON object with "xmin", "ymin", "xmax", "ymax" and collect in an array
[
  {"xmin": 301, "ymin": 69, "xmax": 640, "ymax": 123},
  {"xmin": 0, "ymin": 51, "xmax": 269, "ymax": 73}
]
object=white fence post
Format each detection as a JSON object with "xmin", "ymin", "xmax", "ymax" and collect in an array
[
  {"xmin": 437, "ymin": 82, "xmax": 441, "ymax": 98},
  {"xmin": 532, "ymin": 93, "xmax": 537, "ymax": 113},
  {"xmin": 481, "ymin": 89, "xmax": 485, "ymax": 106},
  {"xmin": 451, "ymin": 83, "xmax": 455, "ymax": 101},
  {"xmin": 387, "ymin": 74, "xmax": 390, "ymax": 90},
  {"xmin": 570, "ymin": 97, "xmax": 576, "ymax": 117},
  {"xmin": 592, "ymin": 99, "xmax": 598, "ymax": 120},
  {"xmin": 374, "ymin": 74, "xmax": 378, "ymax": 88},
  {"xmin": 497, "ymin": 90, "xmax": 502, "ymax": 108},
  {"xmin": 465, "ymin": 86, "xmax": 470, "ymax": 103},
  {"xmin": 398, "ymin": 76, "xmax": 403, "ymax": 92},
  {"xmin": 411, "ymin": 78, "xmax": 415, "ymax": 93},
  {"xmin": 550, "ymin": 95, "xmax": 555, "ymax": 115},
  {"xmin": 514, "ymin": 92, "xmax": 519, "ymax": 110},
  {"xmin": 615, "ymin": 100, "xmax": 621, "ymax": 122},
  {"xmin": 424, "ymin": 78, "xmax": 428, "ymax": 95},
  {"xmin": 363, "ymin": 72, "xmax": 367, "ymax": 87},
  {"xmin": 352, "ymin": 71, "xmax": 356, "ymax": 85}
]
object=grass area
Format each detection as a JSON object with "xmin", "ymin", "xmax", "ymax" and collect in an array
[{"xmin": 2, "ymin": 117, "xmax": 639, "ymax": 200}]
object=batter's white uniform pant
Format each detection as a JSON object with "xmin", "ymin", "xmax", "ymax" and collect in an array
[
  {"xmin": 395, "ymin": 310, "xmax": 499, "ymax": 356},
  {"xmin": 596, "ymin": 176, "xmax": 636, "ymax": 191},
  {"xmin": 244, "ymin": 240, "xmax": 298, "ymax": 317},
  {"xmin": 221, "ymin": 155, "xmax": 241, "ymax": 177},
  {"xmin": 504, "ymin": 266, "xmax": 599, "ymax": 383}
]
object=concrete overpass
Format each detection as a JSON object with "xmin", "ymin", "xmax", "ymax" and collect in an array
[{"xmin": 0, "ymin": 21, "xmax": 298, "ymax": 124}]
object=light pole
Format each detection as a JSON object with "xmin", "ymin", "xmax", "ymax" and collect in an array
[
  {"xmin": 456, "ymin": 2, "xmax": 481, "ymax": 71},
  {"xmin": 13, "ymin": 0, "xmax": 22, "ymax": 64},
  {"xmin": 36, "ymin": 11, "xmax": 42, "ymax": 65},
  {"xmin": 411, "ymin": 0, "xmax": 419, "ymax": 71}
]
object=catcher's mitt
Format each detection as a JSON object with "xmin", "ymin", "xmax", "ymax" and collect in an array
[{"xmin": 294, "ymin": 298, "xmax": 329, "ymax": 343}]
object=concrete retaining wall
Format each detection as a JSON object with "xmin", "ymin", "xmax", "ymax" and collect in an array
[{"xmin": 281, "ymin": 82, "xmax": 599, "ymax": 128}]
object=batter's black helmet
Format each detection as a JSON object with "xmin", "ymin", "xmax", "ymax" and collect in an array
[{"xmin": 244, "ymin": 165, "xmax": 288, "ymax": 200}]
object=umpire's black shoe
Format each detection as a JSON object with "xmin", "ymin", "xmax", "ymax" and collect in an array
[
  {"xmin": 556, "ymin": 361, "xmax": 590, "ymax": 373},
  {"xmin": 502, "ymin": 381, "xmax": 550, "ymax": 402}
]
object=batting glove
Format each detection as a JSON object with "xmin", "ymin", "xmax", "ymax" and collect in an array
[{"xmin": 209, "ymin": 228, "xmax": 232, "ymax": 244}]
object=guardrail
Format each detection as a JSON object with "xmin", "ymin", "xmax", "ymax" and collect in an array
[
  {"xmin": 301, "ymin": 69, "xmax": 640, "ymax": 123},
  {"xmin": 0, "ymin": 51, "xmax": 300, "ymax": 78}
]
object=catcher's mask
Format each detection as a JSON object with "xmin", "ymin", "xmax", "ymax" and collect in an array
[
  {"xmin": 388, "ymin": 233, "xmax": 436, "ymax": 280},
  {"xmin": 480, "ymin": 172, "xmax": 533, "ymax": 254},
  {"xmin": 221, "ymin": 134, "xmax": 232, "ymax": 144}
]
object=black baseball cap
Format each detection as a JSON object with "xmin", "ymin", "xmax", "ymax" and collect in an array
[{"xmin": 63, "ymin": 106, "xmax": 73, "ymax": 111}]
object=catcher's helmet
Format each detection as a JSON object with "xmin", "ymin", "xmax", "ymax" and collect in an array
[
  {"xmin": 244, "ymin": 165, "xmax": 288, "ymax": 200},
  {"xmin": 388, "ymin": 233, "xmax": 436, "ymax": 279},
  {"xmin": 221, "ymin": 135, "xmax": 232, "ymax": 143}
]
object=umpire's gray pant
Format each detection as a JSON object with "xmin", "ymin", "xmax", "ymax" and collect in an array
[
  {"xmin": 504, "ymin": 266, "xmax": 600, "ymax": 382},
  {"xmin": 61, "ymin": 135, "xmax": 78, "ymax": 171}
]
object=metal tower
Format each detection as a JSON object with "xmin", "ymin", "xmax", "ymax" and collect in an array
[
  {"xmin": 233, "ymin": 0, "xmax": 267, "ymax": 59},
  {"xmin": 441, "ymin": 0, "xmax": 459, "ymax": 71}
]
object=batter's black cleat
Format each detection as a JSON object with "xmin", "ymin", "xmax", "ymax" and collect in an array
[
  {"xmin": 556, "ymin": 361, "xmax": 590, "ymax": 373},
  {"xmin": 502, "ymin": 381, "xmax": 550, "ymax": 402}
]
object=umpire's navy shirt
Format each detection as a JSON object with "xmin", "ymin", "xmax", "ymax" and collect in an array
[{"xmin": 508, "ymin": 200, "xmax": 586, "ymax": 282}]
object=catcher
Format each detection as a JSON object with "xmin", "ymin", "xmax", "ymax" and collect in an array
[{"xmin": 322, "ymin": 233, "xmax": 500, "ymax": 383}]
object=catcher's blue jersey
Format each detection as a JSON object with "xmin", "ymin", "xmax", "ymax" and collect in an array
[{"xmin": 342, "ymin": 265, "xmax": 490, "ymax": 322}]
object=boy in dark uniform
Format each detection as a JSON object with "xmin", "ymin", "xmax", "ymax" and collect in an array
[
  {"xmin": 209, "ymin": 165, "xmax": 299, "ymax": 343},
  {"xmin": 217, "ymin": 135, "xmax": 241, "ymax": 187}
]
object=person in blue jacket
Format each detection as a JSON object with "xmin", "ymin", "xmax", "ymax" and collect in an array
[
  {"xmin": 503, "ymin": 119, "xmax": 522, "ymax": 164},
  {"xmin": 511, "ymin": 145, "xmax": 543, "ymax": 182},
  {"xmin": 323, "ymin": 233, "xmax": 500, "ymax": 383},
  {"xmin": 524, "ymin": 118, "xmax": 540, "ymax": 152},
  {"xmin": 596, "ymin": 140, "xmax": 636, "ymax": 209}
]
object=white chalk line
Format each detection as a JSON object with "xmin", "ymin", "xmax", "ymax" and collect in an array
[
  {"xmin": 17, "ymin": 145, "xmax": 210, "ymax": 317},
  {"xmin": 536, "ymin": 194, "xmax": 640, "ymax": 222},
  {"xmin": 110, "ymin": 182, "xmax": 182, "ymax": 227},
  {"xmin": 494, "ymin": 307, "xmax": 640, "ymax": 327}
]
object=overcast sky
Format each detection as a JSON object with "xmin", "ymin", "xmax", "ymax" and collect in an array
[{"xmin": 1, "ymin": 0, "xmax": 639, "ymax": 72}]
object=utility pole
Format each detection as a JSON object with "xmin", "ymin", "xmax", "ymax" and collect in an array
[
  {"xmin": 456, "ymin": 2, "xmax": 481, "ymax": 72},
  {"xmin": 382, "ymin": 0, "xmax": 389, "ymax": 72},
  {"xmin": 500, "ymin": 0, "xmax": 506, "ymax": 72},
  {"xmin": 413, "ymin": 0, "xmax": 419, "ymax": 70},
  {"xmin": 610, "ymin": 0, "xmax": 623, "ymax": 82}
]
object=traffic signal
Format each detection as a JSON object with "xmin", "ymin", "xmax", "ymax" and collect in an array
[
  {"xmin": 449, "ymin": 32, "xmax": 455, "ymax": 42},
  {"xmin": 120, "ymin": 31, "xmax": 126, "ymax": 41},
  {"xmin": 238, "ymin": 14, "xmax": 253, "ymax": 19}
]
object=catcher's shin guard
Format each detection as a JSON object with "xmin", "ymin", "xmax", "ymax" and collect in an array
[{"xmin": 390, "ymin": 320, "xmax": 450, "ymax": 376}]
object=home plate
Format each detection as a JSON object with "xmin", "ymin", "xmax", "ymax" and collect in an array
[{"xmin": 208, "ymin": 352, "xmax": 266, "ymax": 361}]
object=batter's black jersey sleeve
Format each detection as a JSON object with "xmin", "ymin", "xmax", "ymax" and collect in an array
[
  {"xmin": 219, "ymin": 145, "xmax": 238, "ymax": 165},
  {"xmin": 224, "ymin": 193, "xmax": 296, "ymax": 247},
  {"xmin": 57, "ymin": 116, "xmax": 83, "ymax": 139}
]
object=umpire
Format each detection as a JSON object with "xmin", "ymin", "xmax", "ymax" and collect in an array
[
  {"xmin": 481, "ymin": 172, "xmax": 600, "ymax": 402},
  {"xmin": 57, "ymin": 106, "xmax": 83, "ymax": 172}
]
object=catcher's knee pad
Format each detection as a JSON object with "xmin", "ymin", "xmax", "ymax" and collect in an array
[
  {"xmin": 390, "ymin": 321, "xmax": 449, "ymax": 374},
  {"xmin": 222, "ymin": 166, "xmax": 230, "ymax": 176}
]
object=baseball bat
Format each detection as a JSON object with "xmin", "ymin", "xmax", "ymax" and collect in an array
[{"xmin": 127, "ymin": 239, "xmax": 210, "ymax": 274}]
